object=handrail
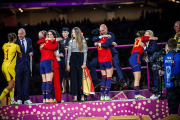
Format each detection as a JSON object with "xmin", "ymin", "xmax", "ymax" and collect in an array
[
  {"xmin": 88, "ymin": 42, "xmax": 167, "ymax": 88},
  {"xmin": 88, "ymin": 42, "xmax": 167, "ymax": 49}
]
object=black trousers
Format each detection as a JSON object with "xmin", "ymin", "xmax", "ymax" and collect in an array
[
  {"xmin": 148, "ymin": 62, "xmax": 160, "ymax": 92},
  {"xmin": 70, "ymin": 52, "xmax": 84, "ymax": 96},
  {"xmin": 167, "ymin": 87, "xmax": 180, "ymax": 114}
]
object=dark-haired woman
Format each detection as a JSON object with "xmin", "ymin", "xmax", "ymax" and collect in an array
[
  {"xmin": 0, "ymin": 33, "xmax": 22, "ymax": 106},
  {"xmin": 37, "ymin": 30, "xmax": 62, "ymax": 103}
]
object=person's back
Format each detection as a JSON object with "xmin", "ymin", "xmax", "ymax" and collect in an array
[
  {"xmin": 164, "ymin": 51, "xmax": 180, "ymax": 88},
  {"xmin": 2, "ymin": 43, "xmax": 20, "ymax": 68},
  {"xmin": 162, "ymin": 38, "xmax": 180, "ymax": 115}
]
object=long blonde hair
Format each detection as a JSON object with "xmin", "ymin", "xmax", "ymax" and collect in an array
[{"xmin": 71, "ymin": 27, "xmax": 87, "ymax": 52}]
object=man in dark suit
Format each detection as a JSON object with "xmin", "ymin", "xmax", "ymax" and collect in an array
[
  {"xmin": 60, "ymin": 27, "xmax": 71, "ymax": 94},
  {"xmin": 15, "ymin": 28, "xmax": 33, "ymax": 104},
  {"xmin": 90, "ymin": 24, "xmax": 124, "ymax": 91},
  {"xmin": 140, "ymin": 30, "xmax": 159, "ymax": 99}
]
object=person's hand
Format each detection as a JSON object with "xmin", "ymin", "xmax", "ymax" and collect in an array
[
  {"xmin": 106, "ymin": 35, "xmax": 111, "ymax": 38},
  {"xmin": 59, "ymin": 53, "xmax": 64, "ymax": 57},
  {"xmin": 82, "ymin": 64, "xmax": 86, "ymax": 69},
  {"xmin": 66, "ymin": 63, "xmax": 70, "ymax": 71},
  {"xmin": 29, "ymin": 52, "xmax": 33, "ymax": 57},
  {"xmin": 40, "ymin": 44, "xmax": 44, "ymax": 50},
  {"xmin": 56, "ymin": 37, "xmax": 63, "ymax": 42},
  {"xmin": 111, "ymin": 42, "xmax": 117, "ymax": 46},
  {"xmin": 45, "ymin": 38, "xmax": 53, "ymax": 41},
  {"xmin": 158, "ymin": 70, "xmax": 164, "ymax": 76},
  {"xmin": 94, "ymin": 42, "xmax": 98, "ymax": 46},
  {"xmin": 102, "ymin": 35, "xmax": 111, "ymax": 38},
  {"xmin": 140, "ymin": 42, "xmax": 146, "ymax": 48}
]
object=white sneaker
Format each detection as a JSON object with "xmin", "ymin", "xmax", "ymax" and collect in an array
[
  {"xmin": 105, "ymin": 96, "xmax": 111, "ymax": 101},
  {"xmin": 134, "ymin": 94, "xmax": 146, "ymax": 100},
  {"xmin": 150, "ymin": 94, "xmax": 160, "ymax": 99},
  {"xmin": 100, "ymin": 96, "xmax": 105, "ymax": 101},
  {"xmin": 61, "ymin": 100, "xmax": 64, "ymax": 103},
  {"xmin": 10, "ymin": 100, "xmax": 18, "ymax": 105},
  {"xmin": 17, "ymin": 100, "xmax": 22, "ymax": 105},
  {"xmin": 24, "ymin": 100, "xmax": 32, "ymax": 104}
]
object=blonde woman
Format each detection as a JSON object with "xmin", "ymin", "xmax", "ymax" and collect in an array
[{"xmin": 66, "ymin": 27, "xmax": 87, "ymax": 102}]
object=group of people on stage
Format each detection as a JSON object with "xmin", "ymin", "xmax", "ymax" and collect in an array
[{"xmin": 0, "ymin": 20, "xmax": 180, "ymax": 107}]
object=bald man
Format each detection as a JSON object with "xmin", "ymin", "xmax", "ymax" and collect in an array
[
  {"xmin": 89, "ymin": 24, "xmax": 125, "ymax": 92},
  {"xmin": 15, "ymin": 28, "xmax": 33, "ymax": 104},
  {"xmin": 173, "ymin": 21, "xmax": 180, "ymax": 52}
]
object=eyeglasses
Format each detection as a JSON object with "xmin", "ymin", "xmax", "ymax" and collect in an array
[{"xmin": 174, "ymin": 25, "xmax": 180, "ymax": 29}]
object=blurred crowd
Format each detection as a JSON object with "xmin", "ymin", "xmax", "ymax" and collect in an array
[{"xmin": 0, "ymin": 9, "xmax": 178, "ymax": 95}]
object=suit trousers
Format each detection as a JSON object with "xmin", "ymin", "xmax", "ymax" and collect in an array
[{"xmin": 16, "ymin": 67, "xmax": 30, "ymax": 100}]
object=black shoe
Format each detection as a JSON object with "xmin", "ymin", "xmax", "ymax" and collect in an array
[
  {"xmin": 80, "ymin": 100, "xmax": 85, "ymax": 102},
  {"xmin": 62, "ymin": 92, "xmax": 66, "ymax": 94},
  {"xmin": 57, "ymin": 101, "xmax": 61, "ymax": 103},
  {"xmin": 72, "ymin": 100, "xmax": 77, "ymax": 102}
]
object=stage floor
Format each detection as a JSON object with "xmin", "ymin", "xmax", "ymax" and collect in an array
[{"xmin": 0, "ymin": 98, "xmax": 169, "ymax": 120}]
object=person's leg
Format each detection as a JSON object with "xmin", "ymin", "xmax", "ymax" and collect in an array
[
  {"xmin": 23, "ymin": 68, "xmax": 31, "ymax": 101},
  {"xmin": 59, "ymin": 61, "xmax": 64, "ymax": 92},
  {"xmin": 62, "ymin": 77, "xmax": 66, "ymax": 93},
  {"xmin": 167, "ymin": 87, "xmax": 179, "ymax": 114},
  {"xmin": 134, "ymin": 71, "xmax": 141, "ymax": 95},
  {"xmin": 41, "ymin": 74, "xmax": 47, "ymax": 103},
  {"xmin": 0, "ymin": 80, "xmax": 15, "ymax": 101},
  {"xmin": 15, "ymin": 68, "xmax": 23, "ymax": 103},
  {"xmin": 105, "ymin": 67, "xmax": 113, "ymax": 100},
  {"xmin": 51, "ymin": 79, "xmax": 55, "ymax": 100},
  {"xmin": 45, "ymin": 72, "xmax": 54, "ymax": 102},
  {"xmin": 113, "ymin": 54, "xmax": 123, "ymax": 80},
  {"xmin": 68, "ymin": 78, "xmax": 71, "ymax": 93},
  {"xmin": 88, "ymin": 57, "xmax": 99, "ymax": 81},
  {"xmin": 9, "ymin": 68, "xmax": 17, "ymax": 105},
  {"xmin": 100, "ymin": 70, "xmax": 106, "ymax": 101},
  {"xmin": 0, "ymin": 67, "xmax": 16, "ymax": 106},
  {"xmin": 153, "ymin": 70, "xmax": 160, "ymax": 92}
]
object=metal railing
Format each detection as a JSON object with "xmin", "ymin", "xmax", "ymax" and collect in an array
[{"xmin": 88, "ymin": 42, "xmax": 167, "ymax": 87}]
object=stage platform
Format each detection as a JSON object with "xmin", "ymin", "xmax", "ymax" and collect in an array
[
  {"xmin": 0, "ymin": 89, "xmax": 173, "ymax": 120},
  {"xmin": 0, "ymin": 99, "xmax": 170, "ymax": 120}
]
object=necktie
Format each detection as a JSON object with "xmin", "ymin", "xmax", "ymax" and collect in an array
[{"xmin": 21, "ymin": 40, "xmax": 25, "ymax": 52}]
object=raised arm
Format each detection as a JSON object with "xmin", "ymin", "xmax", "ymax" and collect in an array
[
  {"xmin": 37, "ymin": 38, "xmax": 45, "ymax": 44},
  {"xmin": 43, "ymin": 42, "xmax": 58, "ymax": 50},
  {"xmin": 149, "ymin": 37, "xmax": 158, "ymax": 40},
  {"xmin": 16, "ymin": 45, "xmax": 22, "ymax": 58},
  {"xmin": 92, "ymin": 36, "xmax": 100, "ymax": 42}
]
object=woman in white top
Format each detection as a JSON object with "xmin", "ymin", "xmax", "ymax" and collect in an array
[{"xmin": 66, "ymin": 27, "xmax": 87, "ymax": 102}]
